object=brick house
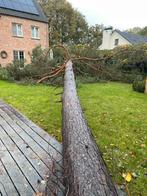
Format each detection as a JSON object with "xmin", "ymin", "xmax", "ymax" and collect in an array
[{"xmin": 0, "ymin": 0, "xmax": 49, "ymax": 67}]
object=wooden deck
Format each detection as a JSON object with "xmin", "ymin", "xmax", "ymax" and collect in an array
[{"xmin": 0, "ymin": 101, "xmax": 64, "ymax": 196}]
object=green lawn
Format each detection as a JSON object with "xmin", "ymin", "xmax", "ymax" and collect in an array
[{"xmin": 0, "ymin": 80, "xmax": 146, "ymax": 195}]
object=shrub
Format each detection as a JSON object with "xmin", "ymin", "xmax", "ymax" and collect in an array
[
  {"xmin": 6, "ymin": 61, "xmax": 32, "ymax": 80},
  {"xmin": 0, "ymin": 68, "xmax": 10, "ymax": 80},
  {"xmin": 28, "ymin": 45, "xmax": 66, "ymax": 79},
  {"xmin": 132, "ymin": 76, "xmax": 145, "ymax": 93}
]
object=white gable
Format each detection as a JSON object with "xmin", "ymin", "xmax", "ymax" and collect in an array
[{"xmin": 99, "ymin": 29, "xmax": 131, "ymax": 50}]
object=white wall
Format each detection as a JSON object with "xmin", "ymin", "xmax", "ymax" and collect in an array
[{"xmin": 99, "ymin": 30, "xmax": 131, "ymax": 50}]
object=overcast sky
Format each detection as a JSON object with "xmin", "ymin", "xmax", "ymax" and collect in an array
[{"xmin": 67, "ymin": 0, "xmax": 147, "ymax": 30}]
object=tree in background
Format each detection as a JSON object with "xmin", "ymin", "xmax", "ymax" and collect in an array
[
  {"xmin": 128, "ymin": 26, "xmax": 147, "ymax": 37},
  {"xmin": 38, "ymin": 0, "xmax": 89, "ymax": 45},
  {"xmin": 138, "ymin": 26, "xmax": 147, "ymax": 37},
  {"xmin": 87, "ymin": 24, "xmax": 103, "ymax": 48},
  {"xmin": 127, "ymin": 27, "xmax": 142, "ymax": 34}
]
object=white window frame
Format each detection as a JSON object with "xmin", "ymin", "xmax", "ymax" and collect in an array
[
  {"xmin": 12, "ymin": 23, "xmax": 23, "ymax": 37},
  {"xmin": 31, "ymin": 26, "xmax": 40, "ymax": 39},
  {"xmin": 13, "ymin": 50, "xmax": 25, "ymax": 61}
]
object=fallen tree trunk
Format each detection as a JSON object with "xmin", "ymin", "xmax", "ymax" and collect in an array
[{"xmin": 62, "ymin": 60, "xmax": 118, "ymax": 196}]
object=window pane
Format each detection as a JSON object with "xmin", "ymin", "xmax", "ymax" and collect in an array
[
  {"xmin": 17, "ymin": 24, "xmax": 23, "ymax": 36},
  {"xmin": 13, "ymin": 50, "xmax": 19, "ymax": 60},
  {"xmin": 115, "ymin": 39, "xmax": 119, "ymax": 46},
  {"xmin": 31, "ymin": 27, "xmax": 35, "ymax": 38},
  {"xmin": 12, "ymin": 24, "xmax": 17, "ymax": 36},
  {"xmin": 13, "ymin": 50, "xmax": 24, "ymax": 61},
  {"xmin": 12, "ymin": 23, "xmax": 23, "ymax": 36},
  {"xmin": 19, "ymin": 51, "xmax": 24, "ymax": 60},
  {"xmin": 31, "ymin": 26, "xmax": 39, "ymax": 38},
  {"xmin": 35, "ymin": 28, "xmax": 39, "ymax": 38}
]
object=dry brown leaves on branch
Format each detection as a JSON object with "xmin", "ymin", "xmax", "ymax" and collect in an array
[
  {"xmin": 37, "ymin": 45, "xmax": 111, "ymax": 83},
  {"xmin": 37, "ymin": 62, "xmax": 67, "ymax": 83}
]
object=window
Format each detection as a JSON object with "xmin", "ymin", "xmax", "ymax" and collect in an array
[
  {"xmin": 12, "ymin": 23, "xmax": 23, "ymax": 37},
  {"xmin": 114, "ymin": 39, "xmax": 119, "ymax": 46},
  {"xmin": 31, "ymin": 26, "xmax": 39, "ymax": 39},
  {"xmin": 13, "ymin": 50, "xmax": 24, "ymax": 61}
]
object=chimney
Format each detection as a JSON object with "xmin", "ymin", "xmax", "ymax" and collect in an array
[{"xmin": 100, "ymin": 26, "xmax": 113, "ymax": 50}]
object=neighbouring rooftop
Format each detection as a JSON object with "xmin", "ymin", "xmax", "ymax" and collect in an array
[{"xmin": 115, "ymin": 29, "xmax": 147, "ymax": 44}]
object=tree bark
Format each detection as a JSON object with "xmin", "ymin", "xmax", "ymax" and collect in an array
[{"xmin": 62, "ymin": 60, "xmax": 118, "ymax": 196}]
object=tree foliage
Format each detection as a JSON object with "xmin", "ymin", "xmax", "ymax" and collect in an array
[
  {"xmin": 87, "ymin": 24, "xmax": 103, "ymax": 48},
  {"xmin": 39, "ymin": 0, "xmax": 89, "ymax": 45},
  {"xmin": 138, "ymin": 26, "xmax": 147, "ymax": 37},
  {"xmin": 127, "ymin": 27, "xmax": 142, "ymax": 34},
  {"xmin": 128, "ymin": 26, "xmax": 147, "ymax": 37}
]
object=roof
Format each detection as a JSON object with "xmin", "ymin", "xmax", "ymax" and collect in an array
[
  {"xmin": 115, "ymin": 30, "xmax": 147, "ymax": 44},
  {"xmin": 0, "ymin": 0, "xmax": 48, "ymax": 23}
]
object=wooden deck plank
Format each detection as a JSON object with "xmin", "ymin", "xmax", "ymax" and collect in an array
[
  {"xmin": 0, "ymin": 108, "xmax": 63, "ymax": 172},
  {"xmin": 1, "ymin": 106, "xmax": 63, "ymax": 165},
  {"xmin": 0, "ymin": 125, "xmax": 44, "ymax": 193},
  {"xmin": 0, "ymin": 106, "xmax": 64, "ymax": 188},
  {"xmin": 0, "ymin": 101, "xmax": 65, "ymax": 196},
  {"xmin": 0, "ymin": 142, "xmax": 19, "ymax": 196},
  {"xmin": 0, "ymin": 110, "xmax": 55, "ymax": 169},
  {"xmin": 0, "ymin": 120, "xmax": 51, "ymax": 179},
  {"xmin": 0, "ymin": 100, "xmax": 5, "ymax": 107},
  {"xmin": 0, "ymin": 140, "xmax": 34, "ymax": 196},
  {"xmin": 3, "ymin": 103, "xmax": 62, "ymax": 154},
  {"xmin": 0, "ymin": 115, "xmax": 65, "ymax": 193}
]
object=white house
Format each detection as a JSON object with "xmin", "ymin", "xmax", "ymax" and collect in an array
[{"xmin": 99, "ymin": 27, "xmax": 147, "ymax": 50}]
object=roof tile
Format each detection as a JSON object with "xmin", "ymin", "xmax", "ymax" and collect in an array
[{"xmin": 115, "ymin": 30, "xmax": 147, "ymax": 44}]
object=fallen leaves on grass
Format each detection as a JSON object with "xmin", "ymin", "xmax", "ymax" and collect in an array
[{"xmin": 122, "ymin": 172, "xmax": 132, "ymax": 182}]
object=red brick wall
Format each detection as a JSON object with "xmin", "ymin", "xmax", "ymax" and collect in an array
[{"xmin": 0, "ymin": 15, "xmax": 49, "ymax": 66}]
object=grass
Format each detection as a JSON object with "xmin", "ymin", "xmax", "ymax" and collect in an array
[
  {"xmin": 0, "ymin": 80, "xmax": 146, "ymax": 195},
  {"xmin": 0, "ymin": 80, "xmax": 62, "ymax": 140}
]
